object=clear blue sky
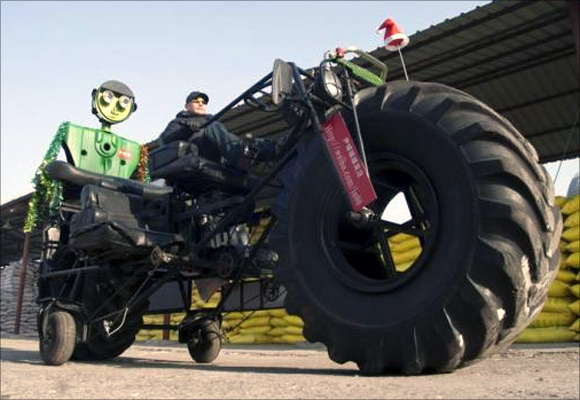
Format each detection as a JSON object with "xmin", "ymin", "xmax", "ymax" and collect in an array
[{"xmin": 1, "ymin": 1, "xmax": 578, "ymax": 204}]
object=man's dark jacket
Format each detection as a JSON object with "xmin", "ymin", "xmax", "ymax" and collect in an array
[{"xmin": 159, "ymin": 111, "xmax": 214, "ymax": 145}]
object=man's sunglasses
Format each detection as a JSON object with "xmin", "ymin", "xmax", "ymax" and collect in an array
[{"xmin": 190, "ymin": 98, "xmax": 207, "ymax": 105}]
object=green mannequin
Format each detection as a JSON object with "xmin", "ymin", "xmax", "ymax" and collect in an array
[{"xmin": 24, "ymin": 80, "xmax": 149, "ymax": 232}]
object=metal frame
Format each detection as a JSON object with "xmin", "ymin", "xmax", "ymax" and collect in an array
[{"xmin": 34, "ymin": 63, "xmax": 326, "ymax": 337}]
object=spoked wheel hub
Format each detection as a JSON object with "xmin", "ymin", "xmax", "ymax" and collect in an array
[{"xmin": 327, "ymin": 153, "xmax": 439, "ymax": 293}]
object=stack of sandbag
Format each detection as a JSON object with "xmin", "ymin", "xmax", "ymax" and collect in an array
[
  {"xmin": 0, "ymin": 260, "xmax": 40, "ymax": 335},
  {"xmin": 388, "ymin": 233, "xmax": 422, "ymax": 272},
  {"xmin": 136, "ymin": 314, "xmax": 164, "ymax": 341},
  {"xmin": 559, "ymin": 194, "xmax": 580, "ymax": 280},
  {"xmin": 267, "ymin": 309, "xmax": 306, "ymax": 344},
  {"xmin": 515, "ymin": 194, "xmax": 580, "ymax": 343},
  {"xmin": 568, "ymin": 282, "xmax": 580, "ymax": 341},
  {"xmin": 558, "ymin": 194, "xmax": 580, "ymax": 341},
  {"xmin": 223, "ymin": 308, "xmax": 306, "ymax": 345},
  {"xmin": 223, "ymin": 310, "xmax": 273, "ymax": 344}
]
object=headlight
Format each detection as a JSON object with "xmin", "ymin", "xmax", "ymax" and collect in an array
[{"xmin": 316, "ymin": 66, "xmax": 343, "ymax": 103}]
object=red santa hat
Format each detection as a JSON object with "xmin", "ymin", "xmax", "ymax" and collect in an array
[{"xmin": 377, "ymin": 18, "xmax": 409, "ymax": 51}]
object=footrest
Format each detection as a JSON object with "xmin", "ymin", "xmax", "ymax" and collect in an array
[{"xmin": 150, "ymin": 154, "xmax": 258, "ymax": 193}]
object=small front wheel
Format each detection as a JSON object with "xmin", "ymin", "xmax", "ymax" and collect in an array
[
  {"xmin": 187, "ymin": 319, "xmax": 221, "ymax": 363},
  {"xmin": 39, "ymin": 310, "xmax": 77, "ymax": 366}
]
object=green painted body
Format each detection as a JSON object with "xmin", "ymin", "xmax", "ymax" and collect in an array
[{"xmin": 62, "ymin": 122, "xmax": 141, "ymax": 179}]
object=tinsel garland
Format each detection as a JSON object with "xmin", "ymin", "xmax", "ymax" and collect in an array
[
  {"xmin": 23, "ymin": 122, "xmax": 68, "ymax": 233},
  {"xmin": 139, "ymin": 144, "xmax": 151, "ymax": 183}
]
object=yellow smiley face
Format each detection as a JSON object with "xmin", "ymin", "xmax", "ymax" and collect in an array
[{"xmin": 93, "ymin": 89, "xmax": 134, "ymax": 124}]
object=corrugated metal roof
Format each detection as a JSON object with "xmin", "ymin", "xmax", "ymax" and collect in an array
[
  {"xmin": 360, "ymin": 0, "xmax": 579, "ymax": 162},
  {"xmin": 0, "ymin": 193, "xmax": 42, "ymax": 266},
  {"xmin": 220, "ymin": 0, "xmax": 579, "ymax": 163}
]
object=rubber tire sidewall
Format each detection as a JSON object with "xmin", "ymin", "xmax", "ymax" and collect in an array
[
  {"xmin": 187, "ymin": 319, "xmax": 221, "ymax": 363},
  {"xmin": 39, "ymin": 310, "xmax": 77, "ymax": 366}
]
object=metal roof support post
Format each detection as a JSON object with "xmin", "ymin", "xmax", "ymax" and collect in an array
[
  {"xmin": 567, "ymin": 0, "xmax": 580, "ymax": 74},
  {"xmin": 13, "ymin": 231, "xmax": 31, "ymax": 334}
]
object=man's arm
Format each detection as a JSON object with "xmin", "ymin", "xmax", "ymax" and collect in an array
[
  {"xmin": 159, "ymin": 119, "xmax": 190, "ymax": 144},
  {"xmin": 159, "ymin": 115, "xmax": 211, "ymax": 145}
]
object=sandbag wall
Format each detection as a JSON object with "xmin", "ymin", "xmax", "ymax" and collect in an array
[
  {"xmin": 0, "ymin": 260, "xmax": 40, "ymax": 335},
  {"xmin": 222, "ymin": 308, "xmax": 305, "ymax": 345},
  {"xmin": 516, "ymin": 194, "xmax": 580, "ymax": 343}
]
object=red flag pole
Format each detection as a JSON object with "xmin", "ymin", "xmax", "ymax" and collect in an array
[{"xmin": 397, "ymin": 47, "xmax": 409, "ymax": 81}]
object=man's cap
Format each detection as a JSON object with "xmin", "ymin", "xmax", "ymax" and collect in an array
[
  {"xmin": 99, "ymin": 80, "xmax": 134, "ymax": 98},
  {"xmin": 186, "ymin": 91, "xmax": 209, "ymax": 105}
]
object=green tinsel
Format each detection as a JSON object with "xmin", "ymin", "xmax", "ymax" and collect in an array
[{"xmin": 23, "ymin": 122, "xmax": 68, "ymax": 233}]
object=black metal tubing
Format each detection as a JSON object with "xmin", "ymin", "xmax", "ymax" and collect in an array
[
  {"xmin": 68, "ymin": 63, "xmax": 315, "ymax": 327},
  {"xmin": 84, "ymin": 261, "xmax": 161, "ymax": 323},
  {"xmin": 141, "ymin": 323, "xmax": 180, "ymax": 331},
  {"xmin": 215, "ymin": 214, "xmax": 278, "ymax": 315},
  {"xmin": 173, "ymin": 63, "xmax": 316, "ymax": 316},
  {"xmin": 176, "ymin": 195, "xmax": 245, "ymax": 222},
  {"xmin": 188, "ymin": 116, "xmax": 308, "ymax": 257},
  {"xmin": 177, "ymin": 278, "xmax": 190, "ymax": 311},
  {"xmin": 202, "ymin": 72, "xmax": 275, "ymax": 129},
  {"xmin": 39, "ymin": 264, "xmax": 103, "ymax": 278},
  {"xmin": 35, "ymin": 71, "xmax": 296, "ymax": 327}
]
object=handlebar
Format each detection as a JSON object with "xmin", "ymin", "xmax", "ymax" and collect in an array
[{"xmin": 324, "ymin": 46, "xmax": 388, "ymax": 86}]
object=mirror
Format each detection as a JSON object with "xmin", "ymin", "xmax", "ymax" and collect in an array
[{"xmin": 272, "ymin": 59, "xmax": 293, "ymax": 106}]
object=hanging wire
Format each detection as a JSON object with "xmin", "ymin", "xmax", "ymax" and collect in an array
[
  {"xmin": 553, "ymin": 108, "xmax": 579, "ymax": 185},
  {"xmin": 106, "ymin": 307, "xmax": 129, "ymax": 337}
]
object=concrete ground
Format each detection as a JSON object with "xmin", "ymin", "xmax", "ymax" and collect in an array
[{"xmin": 1, "ymin": 334, "xmax": 578, "ymax": 399}]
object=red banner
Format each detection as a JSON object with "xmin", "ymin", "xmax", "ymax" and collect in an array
[{"xmin": 321, "ymin": 112, "xmax": 377, "ymax": 211}]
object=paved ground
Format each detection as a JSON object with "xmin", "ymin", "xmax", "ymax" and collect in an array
[{"xmin": 1, "ymin": 334, "xmax": 579, "ymax": 399}]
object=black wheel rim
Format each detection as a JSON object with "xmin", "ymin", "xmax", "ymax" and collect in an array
[{"xmin": 323, "ymin": 152, "xmax": 439, "ymax": 293}]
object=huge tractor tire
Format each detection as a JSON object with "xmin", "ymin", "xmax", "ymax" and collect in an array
[
  {"xmin": 72, "ymin": 269, "xmax": 148, "ymax": 361},
  {"xmin": 270, "ymin": 80, "xmax": 562, "ymax": 375}
]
